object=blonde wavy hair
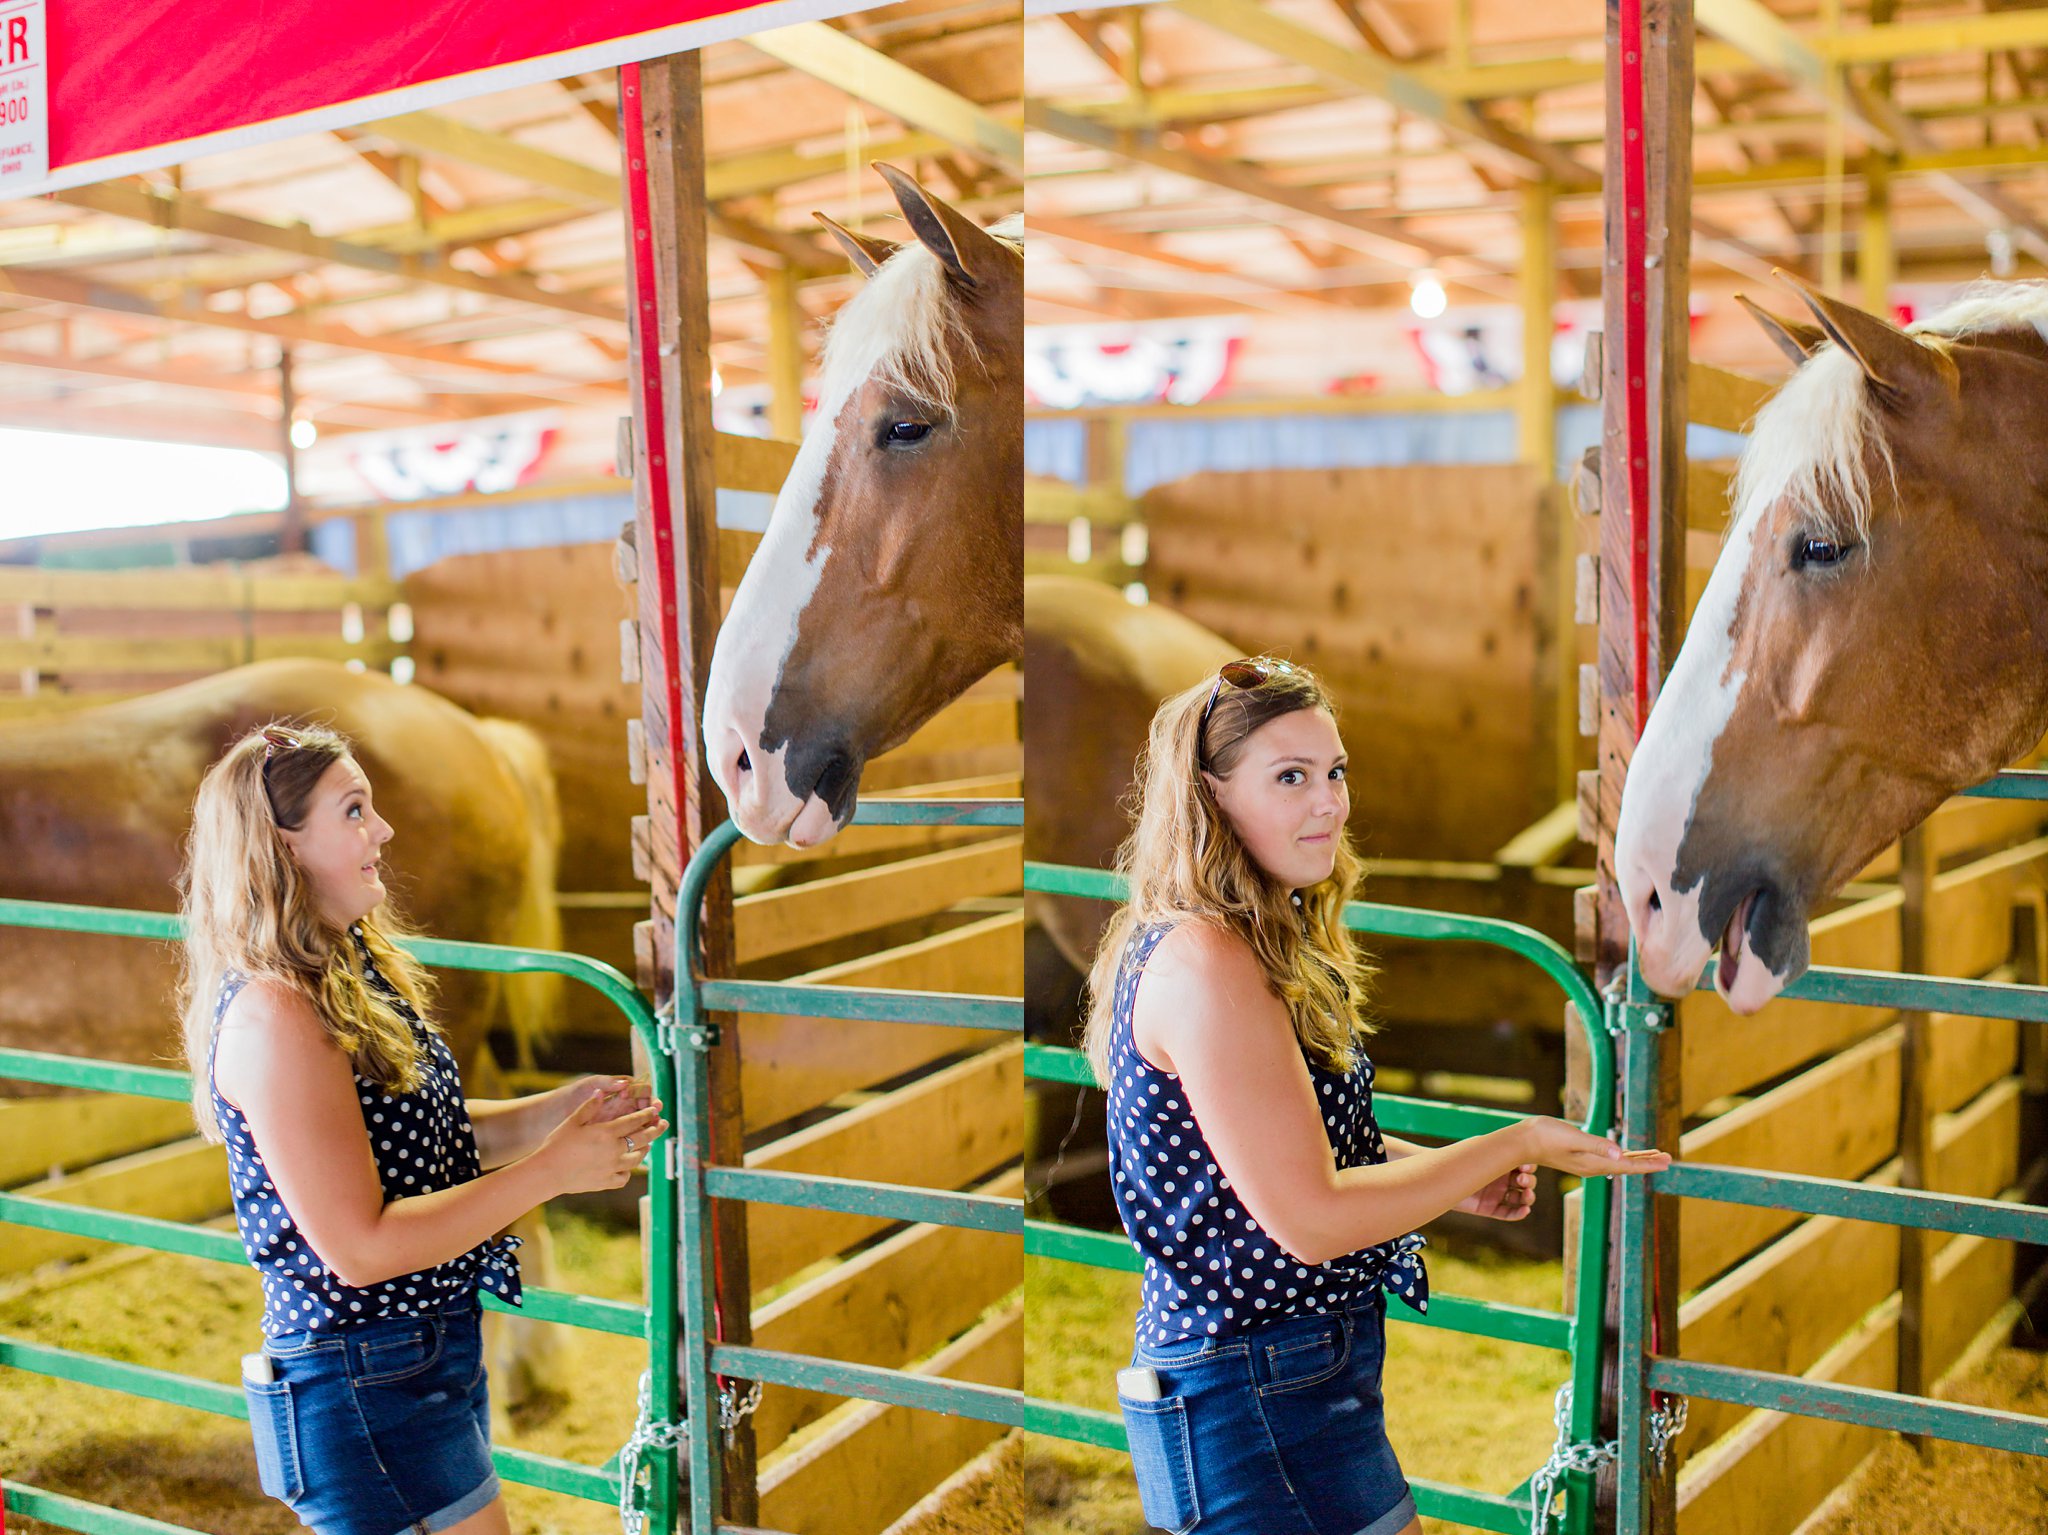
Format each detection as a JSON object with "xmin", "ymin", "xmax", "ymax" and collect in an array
[
  {"xmin": 1081, "ymin": 659, "xmax": 1374, "ymax": 1086},
  {"xmin": 178, "ymin": 723, "xmax": 439, "ymax": 1143}
]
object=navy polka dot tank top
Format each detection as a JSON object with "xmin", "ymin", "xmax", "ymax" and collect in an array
[
  {"xmin": 1104, "ymin": 918, "xmax": 1428, "ymax": 1346},
  {"xmin": 207, "ymin": 925, "xmax": 524, "ymax": 1337}
]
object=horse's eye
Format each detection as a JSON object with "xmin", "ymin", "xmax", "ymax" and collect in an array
[
  {"xmin": 885, "ymin": 421, "xmax": 931, "ymax": 444},
  {"xmin": 1796, "ymin": 536, "xmax": 1851, "ymax": 568}
]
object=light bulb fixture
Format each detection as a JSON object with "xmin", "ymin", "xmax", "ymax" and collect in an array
[
  {"xmin": 1989, "ymin": 228, "xmax": 2016, "ymax": 279},
  {"xmin": 1409, "ymin": 271, "xmax": 1447, "ymax": 320},
  {"xmin": 710, "ymin": 364, "xmax": 725, "ymax": 397},
  {"xmin": 289, "ymin": 418, "xmax": 317, "ymax": 449}
]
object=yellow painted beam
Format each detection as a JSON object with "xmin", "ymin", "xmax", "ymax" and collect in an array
[
  {"xmin": 1024, "ymin": 99, "xmax": 1455, "ymax": 267},
  {"xmin": 361, "ymin": 112, "xmax": 622, "ymax": 203},
  {"xmin": 747, "ymin": 23, "xmax": 1023, "ymax": 171},
  {"xmin": 1170, "ymin": 0, "xmax": 1596, "ymax": 189},
  {"xmin": 51, "ymin": 183, "xmax": 625, "ymax": 325}
]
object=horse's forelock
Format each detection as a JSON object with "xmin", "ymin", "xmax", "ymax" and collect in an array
[
  {"xmin": 816, "ymin": 219, "xmax": 1019, "ymax": 418},
  {"xmin": 1731, "ymin": 338, "xmax": 1895, "ymax": 545},
  {"xmin": 815, "ymin": 239, "xmax": 967, "ymax": 417}
]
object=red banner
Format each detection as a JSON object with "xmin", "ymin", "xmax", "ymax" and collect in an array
[{"xmin": 22, "ymin": 0, "xmax": 859, "ymax": 195}]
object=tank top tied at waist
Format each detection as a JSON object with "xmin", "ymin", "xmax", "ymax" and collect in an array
[
  {"xmin": 1104, "ymin": 918, "xmax": 1428, "ymax": 1347},
  {"xmin": 208, "ymin": 924, "xmax": 523, "ymax": 1337}
]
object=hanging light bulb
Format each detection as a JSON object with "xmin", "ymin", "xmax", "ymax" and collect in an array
[
  {"xmin": 1410, "ymin": 270, "xmax": 1447, "ymax": 320},
  {"xmin": 289, "ymin": 418, "xmax": 317, "ymax": 449},
  {"xmin": 710, "ymin": 364, "xmax": 725, "ymax": 397},
  {"xmin": 1989, "ymin": 228, "xmax": 2016, "ymax": 279}
]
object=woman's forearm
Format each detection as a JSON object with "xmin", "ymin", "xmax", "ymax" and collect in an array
[
  {"xmin": 1281, "ymin": 1122, "xmax": 1534, "ymax": 1264},
  {"xmin": 329, "ymin": 1153, "xmax": 559, "ymax": 1287},
  {"xmin": 466, "ymin": 1088, "xmax": 569, "ymax": 1170}
]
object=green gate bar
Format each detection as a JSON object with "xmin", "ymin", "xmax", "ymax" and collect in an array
[
  {"xmin": 1610, "ymin": 889, "xmax": 2048, "ymax": 1534},
  {"xmin": 0, "ymin": 901, "xmax": 682, "ymax": 1534},
  {"xmin": 669, "ymin": 800, "xmax": 1025, "ymax": 1535},
  {"xmin": 1021, "ymin": 858, "xmax": 1619, "ymax": 1535}
]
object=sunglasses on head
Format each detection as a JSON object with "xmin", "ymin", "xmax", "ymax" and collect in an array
[
  {"xmin": 1199, "ymin": 656, "xmax": 1299, "ymax": 732},
  {"xmin": 261, "ymin": 726, "xmax": 303, "ymax": 763}
]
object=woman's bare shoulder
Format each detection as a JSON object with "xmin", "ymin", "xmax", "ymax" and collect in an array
[
  {"xmin": 215, "ymin": 976, "xmax": 348, "ymax": 1107},
  {"xmin": 1146, "ymin": 917, "xmax": 1264, "ymax": 986}
]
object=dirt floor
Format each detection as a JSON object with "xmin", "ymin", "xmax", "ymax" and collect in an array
[
  {"xmin": 1799, "ymin": 1330, "xmax": 2048, "ymax": 1535},
  {"xmin": 0, "ymin": 1210, "xmax": 1013, "ymax": 1535},
  {"xmin": 1023, "ymin": 1237, "xmax": 1573, "ymax": 1535}
]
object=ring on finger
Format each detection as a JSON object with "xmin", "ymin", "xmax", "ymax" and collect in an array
[{"xmin": 625, "ymin": 1136, "xmax": 637, "ymax": 1152}]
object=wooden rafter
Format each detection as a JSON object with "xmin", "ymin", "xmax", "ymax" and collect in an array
[
  {"xmin": 50, "ymin": 182, "xmax": 627, "ymax": 325},
  {"xmin": 747, "ymin": 22, "xmax": 1023, "ymax": 171}
]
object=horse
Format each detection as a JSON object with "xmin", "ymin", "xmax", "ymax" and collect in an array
[
  {"xmin": 1616, "ymin": 278, "xmax": 2048, "ymax": 1013},
  {"xmin": 0, "ymin": 658, "xmax": 571, "ymax": 1410},
  {"xmin": 703, "ymin": 164, "xmax": 1022, "ymax": 846},
  {"xmin": 1024, "ymin": 573, "xmax": 1238, "ymax": 971}
]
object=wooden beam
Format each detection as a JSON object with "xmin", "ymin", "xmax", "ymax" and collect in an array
[
  {"xmin": 1032, "ymin": 212, "xmax": 1359, "ymax": 313},
  {"xmin": 762, "ymin": 264, "xmax": 805, "ymax": 442},
  {"xmin": 358, "ymin": 112, "xmax": 621, "ymax": 203},
  {"xmin": 0, "ymin": 343, "xmax": 284, "ymax": 402},
  {"xmin": 1024, "ymin": 99, "xmax": 1462, "ymax": 268},
  {"xmin": 746, "ymin": 22, "xmax": 1023, "ymax": 172},
  {"xmin": 0, "ymin": 264, "xmax": 603, "ymax": 384},
  {"xmin": 1597, "ymin": 4, "xmax": 1693, "ymax": 1531},
  {"xmin": 704, "ymin": 130, "xmax": 953, "ymax": 202},
  {"xmin": 50, "ymin": 182, "xmax": 625, "ymax": 325},
  {"xmin": 1170, "ymin": 0, "xmax": 1597, "ymax": 190},
  {"xmin": 1694, "ymin": 0, "xmax": 2048, "ymax": 265}
]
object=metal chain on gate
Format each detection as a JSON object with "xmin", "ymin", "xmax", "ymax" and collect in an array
[
  {"xmin": 1528, "ymin": 1384, "xmax": 1619, "ymax": 1535},
  {"xmin": 720, "ymin": 1376, "xmax": 762, "ymax": 1441},
  {"xmin": 1648, "ymin": 1391, "xmax": 1688, "ymax": 1472},
  {"xmin": 615, "ymin": 1368, "xmax": 688, "ymax": 1535}
]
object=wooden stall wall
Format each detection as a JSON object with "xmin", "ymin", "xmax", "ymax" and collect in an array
[
  {"xmin": 1569, "ymin": 365, "xmax": 2047, "ymax": 1535},
  {"xmin": 0, "ymin": 564, "xmax": 401, "ymax": 719}
]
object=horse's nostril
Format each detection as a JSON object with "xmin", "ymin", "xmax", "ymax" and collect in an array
[
  {"xmin": 1648, "ymin": 889, "xmax": 1662, "ymax": 915},
  {"xmin": 737, "ymin": 747, "xmax": 751, "ymax": 774}
]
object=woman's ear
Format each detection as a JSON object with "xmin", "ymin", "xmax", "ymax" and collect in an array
[{"xmin": 1200, "ymin": 769, "xmax": 1224, "ymax": 803}]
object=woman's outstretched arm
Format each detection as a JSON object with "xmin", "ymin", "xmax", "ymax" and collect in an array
[
  {"xmin": 1134, "ymin": 924, "xmax": 1666, "ymax": 1266},
  {"xmin": 466, "ymin": 1077, "xmax": 661, "ymax": 1170}
]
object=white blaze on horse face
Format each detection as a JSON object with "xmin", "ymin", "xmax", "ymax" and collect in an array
[
  {"xmin": 1614, "ymin": 501, "xmax": 1760, "ymax": 1001},
  {"xmin": 703, "ymin": 415, "xmax": 836, "ymax": 846}
]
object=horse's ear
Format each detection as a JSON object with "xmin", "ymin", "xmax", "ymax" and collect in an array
[
  {"xmin": 1776, "ymin": 270, "xmax": 1944, "ymax": 400},
  {"xmin": 813, "ymin": 213, "xmax": 900, "ymax": 280},
  {"xmin": 873, "ymin": 162, "xmax": 1005, "ymax": 289},
  {"xmin": 1734, "ymin": 293, "xmax": 1825, "ymax": 367}
]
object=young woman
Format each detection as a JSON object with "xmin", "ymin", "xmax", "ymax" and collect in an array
[
  {"xmin": 179, "ymin": 722, "xmax": 667, "ymax": 1535},
  {"xmin": 1083, "ymin": 658, "xmax": 1671, "ymax": 1535}
]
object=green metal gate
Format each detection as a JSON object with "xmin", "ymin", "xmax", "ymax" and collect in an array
[
  {"xmin": 668, "ymin": 798, "xmax": 1026, "ymax": 1535},
  {"xmin": 1609, "ymin": 769, "xmax": 2048, "ymax": 1533},
  {"xmin": 1021, "ymin": 859, "xmax": 1619, "ymax": 1535},
  {"xmin": 0, "ymin": 897, "xmax": 686, "ymax": 1534}
]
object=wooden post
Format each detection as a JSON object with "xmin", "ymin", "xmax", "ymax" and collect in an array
[
  {"xmin": 624, "ymin": 53, "xmax": 759, "ymax": 1524},
  {"xmin": 764, "ymin": 264, "xmax": 805, "ymax": 443},
  {"xmin": 278, "ymin": 346, "xmax": 306, "ymax": 556},
  {"xmin": 1519, "ymin": 181, "xmax": 1558, "ymax": 482},
  {"xmin": 1518, "ymin": 179, "xmax": 1574, "ymax": 806},
  {"xmin": 1861, "ymin": 156, "xmax": 1894, "ymax": 316},
  {"xmin": 1597, "ymin": 1, "xmax": 1692, "ymax": 1530}
]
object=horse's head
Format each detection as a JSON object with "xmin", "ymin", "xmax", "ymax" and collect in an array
[
  {"xmin": 703, "ymin": 166, "xmax": 1022, "ymax": 846},
  {"xmin": 1617, "ymin": 279, "xmax": 2048, "ymax": 1012}
]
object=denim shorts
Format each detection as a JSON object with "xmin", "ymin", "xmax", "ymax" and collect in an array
[
  {"xmin": 1118, "ymin": 1293, "xmax": 1415, "ymax": 1535},
  {"xmin": 244, "ymin": 1292, "xmax": 498, "ymax": 1535}
]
